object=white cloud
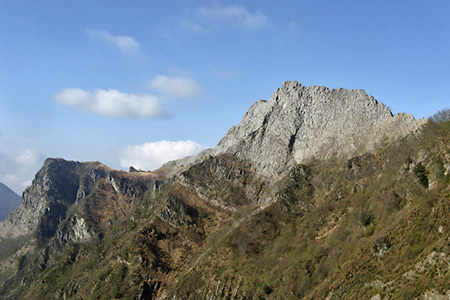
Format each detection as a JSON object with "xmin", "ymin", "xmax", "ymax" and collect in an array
[
  {"xmin": 149, "ymin": 75, "xmax": 202, "ymax": 99},
  {"xmin": 2, "ymin": 174, "xmax": 32, "ymax": 194},
  {"xmin": 16, "ymin": 149, "xmax": 39, "ymax": 167},
  {"xmin": 120, "ymin": 140, "xmax": 207, "ymax": 171},
  {"xmin": 86, "ymin": 29, "xmax": 140, "ymax": 56},
  {"xmin": 213, "ymin": 68, "xmax": 239, "ymax": 79},
  {"xmin": 21, "ymin": 178, "xmax": 32, "ymax": 186},
  {"xmin": 53, "ymin": 88, "xmax": 167, "ymax": 119},
  {"xmin": 287, "ymin": 20, "xmax": 297, "ymax": 30},
  {"xmin": 0, "ymin": 148, "xmax": 44, "ymax": 194},
  {"xmin": 197, "ymin": 3, "xmax": 268, "ymax": 30},
  {"xmin": 180, "ymin": 19, "xmax": 208, "ymax": 34},
  {"xmin": 2, "ymin": 174, "xmax": 18, "ymax": 187}
]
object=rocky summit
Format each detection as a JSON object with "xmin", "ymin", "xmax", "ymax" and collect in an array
[
  {"xmin": 0, "ymin": 158, "xmax": 160, "ymax": 242},
  {"xmin": 0, "ymin": 81, "xmax": 449, "ymax": 300},
  {"xmin": 214, "ymin": 81, "xmax": 426, "ymax": 177}
]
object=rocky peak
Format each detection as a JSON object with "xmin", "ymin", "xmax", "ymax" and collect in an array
[
  {"xmin": 0, "ymin": 159, "xmax": 97, "ymax": 240},
  {"xmin": 0, "ymin": 158, "xmax": 158, "ymax": 242},
  {"xmin": 213, "ymin": 81, "xmax": 426, "ymax": 177}
]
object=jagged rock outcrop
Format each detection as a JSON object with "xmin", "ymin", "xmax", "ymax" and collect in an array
[
  {"xmin": 0, "ymin": 159, "xmax": 91, "ymax": 240},
  {"xmin": 0, "ymin": 158, "xmax": 159, "ymax": 242},
  {"xmin": 213, "ymin": 81, "xmax": 427, "ymax": 177}
]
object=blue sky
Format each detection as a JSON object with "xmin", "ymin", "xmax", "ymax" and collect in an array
[{"xmin": 1, "ymin": 0, "xmax": 449, "ymax": 194}]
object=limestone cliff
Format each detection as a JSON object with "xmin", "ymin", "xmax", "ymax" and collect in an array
[
  {"xmin": 0, "ymin": 158, "xmax": 159, "ymax": 242},
  {"xmin": 213, "ymin": 81, "xmax": 426, "ymax": 177}
]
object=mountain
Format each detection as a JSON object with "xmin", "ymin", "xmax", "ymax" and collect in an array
[
  {"xmin": 0, "ymin": 182, "xmax": 21, "ymax": 221},
  {"xmin": 213, "ymin": 81, "xmax": 425, "ymax": 177},
  {"xmin": 0, "ymin": 81, "xmax": 449, "ymax": 299},
  {"xmin": 0, "ymin": 159, "xmax": 160, "ymax": 242}
]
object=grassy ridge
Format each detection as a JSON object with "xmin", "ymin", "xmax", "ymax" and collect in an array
[
  {"xmin": 169, "ymin": 116, "xmax": 450, "ymax": 299},
  {"xmin": 0, "ymin": 112, "xmax": 449, "ymax": 299}
]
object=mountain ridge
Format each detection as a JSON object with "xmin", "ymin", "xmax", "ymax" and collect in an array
[
  {"xmin": 0, "ymin": 81, "xmax": 447, "ymax": 300},
  {"xmin": 162, "ymin": 81, "xmax": 426, "ymax": 179},
  {"xmin": 0, "ymin": 158, "xmax": 161, "ymax": 242},
  {"xmin": 1, "ymin": 81, "xmax": 426, "ymax": 242}
]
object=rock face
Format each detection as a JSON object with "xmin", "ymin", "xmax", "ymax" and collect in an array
[
  {"xmin": 213, "ymin": 81, "xmax": 426, "ymax": 177},
  {"xmin": 0, "ymin": 159, "xmax": 88, "ymax": 240},
  {"xmin": 0, "ymin": 182, "xmax": 21, "ymax": 221},
  {"xmin": 0, "ymin": 158, "xmax": 158, "ymax": 242}
]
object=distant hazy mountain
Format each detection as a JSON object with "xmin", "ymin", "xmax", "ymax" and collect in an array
[{"xmin": 0, "ymin": 182, "xmax": 21, "ymax": 221}]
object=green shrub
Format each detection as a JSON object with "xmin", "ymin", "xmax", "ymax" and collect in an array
[
  {"xmin": 399, "ymin": 284, "xmax": 420, "ymax": 299},
  {"xmin": 414, "ymin": 163, "xmax": 429, "ymax": 187},
  {"xmin": 0, "ymin": 235, "xmax": 30, "ymax": 261}
]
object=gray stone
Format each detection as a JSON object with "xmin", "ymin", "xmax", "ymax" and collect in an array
[
  {"xmin": 212, "ymin": 81, "xmax": 427, "ymax": 177},
  {"xmin": 0, "ymin": 158, "xmax": 154, "ymax": 241}
]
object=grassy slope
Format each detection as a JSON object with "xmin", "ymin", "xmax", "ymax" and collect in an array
[
  {"xmin": 1, "ymin": 119, "xmax": 449, "ymax": 299},
  {"xmin": 169, "ymin": 119, "xmax": 450, "ymax": 299},
  {"xmin": 0, "ymin": 154, "xmax": 266, "ymax": 299}
]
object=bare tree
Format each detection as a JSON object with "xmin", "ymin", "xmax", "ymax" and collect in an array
[{"xmin": 430, "ymin": 108, "xmax": 450, "ymax": 123}]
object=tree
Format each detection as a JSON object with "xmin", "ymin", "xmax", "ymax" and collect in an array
[{"xmin": 430, "ymin": 108, "xmax": 450, "ymax": 123}]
